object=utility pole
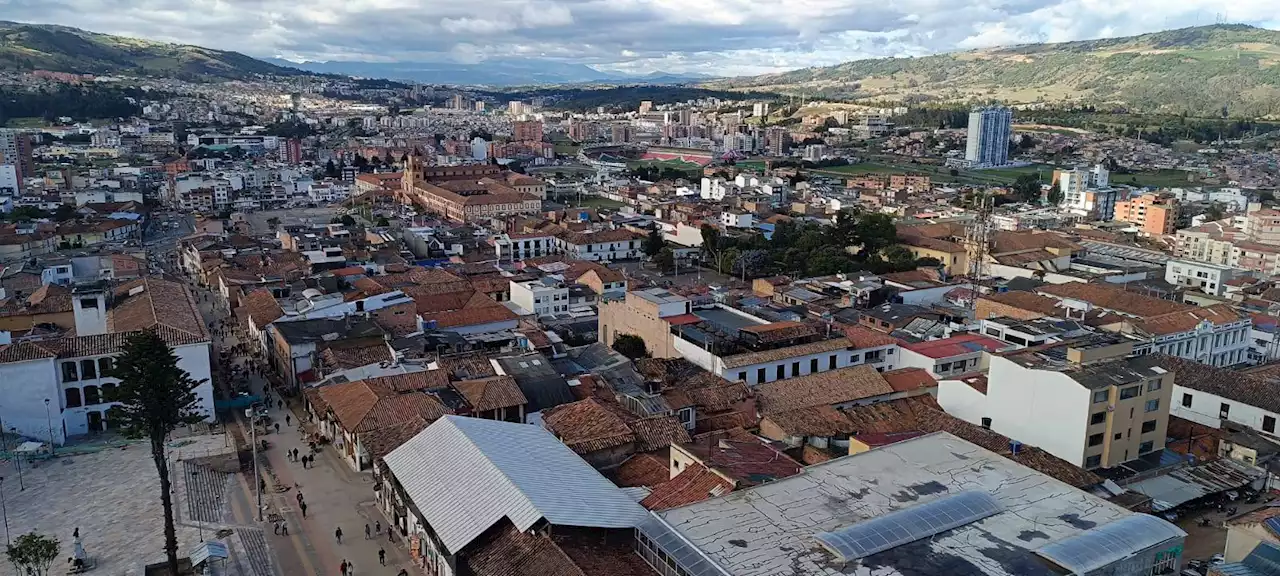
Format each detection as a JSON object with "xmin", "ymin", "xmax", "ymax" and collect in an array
[{"xmin": 250, "ymin": 404, "xmax": 262, "ymax": 521}]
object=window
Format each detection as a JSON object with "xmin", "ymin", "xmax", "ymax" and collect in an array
[
  {"xmin": 1092, "ymin": 390, "xmax": 1109, "ymax": 404},
  {"xmin": 97, "ymin": 357, "xmax": 113, "ymax": 375},
  {"xmin": 1145, "ymin": 399, "xmax": 1160, "ymax": 413},
  {"xmin": 1141, "ymin": 420, "xmax": 1157, "ymax": 433},
  {"xmin": 776, "ymin": 365, "xmax": 785, "ymax": 380},
  {"xmin": 61, "ymin": 361, "xmax": 78, "ymax": 382},
  {"xmin": 1266, "ymin": 416, "xmax": 1276, "ymax": 434},
  {"xmin": 1119, "ymin": 386, "xmax": 1140, "ymax": 400},
  {"xmin": 850, "ymin": 354, "xmax": 861, "ymax": 364},
  {"xmin": 791, "ymin": 362, "xmax": 800, "ymax": 377},
  {"xmin": 757, "ymin": 368, "xmax": 766, "ymax": 383},
  {"xmin": 1139, "ymin": 441, "xmax": 1154, "ymax": 454},
  {"xmin": 80, "ymin": 360, "xmax": 97, "ymax": 380},
  {"xmin": 65, "ymin": 387, "xmax": 82, "ymax": 408},
  {"xmin": 1182, "ymin": 393, "xmax": 1193, "ymax": 407},
  {"xmin": 737, "ymin": 371, "xmax": 746, "ymax": 382},
  {"xmin": 810, "ymin": 358, "xmax": 819, "ymax": 373},
  {"xmin": 1088, "ymin": 433, "xmax": 1104, "ymax": 447},
  {"xmin": 980, "ymin": 417, "xmax": 991, "ymax": 429},
  {"xmin": 1221, "ymin": 403, "xmax": 1231, "ymax": 419},
  {"xmin": 1146, "ymin": 378, "xmax": 1162, "ymax": 392},
  {"xmin": 83, "ymin": 385, "xmax": 101, "ymax": 405},
  {"xmin": 79, "ymin": 297, "xmax": 98, "ymax": 309},
  {"xmin": 829, "ymin": 355, "xmax": 837, "ymax": 370},
  {"xmin": 1085, "ymin": 455, "xmax": 1102, "ymax": 468},
  {"xmin": 1114, "ymin": 433, "xmax": 1123, "ymax": 440},
  {"xmin": 101, "ymin": 383, "xmax": 116, "ymax": 402},
  {"xmin": 1090, "ymin": 412, "xmax": 1107, "ymax": 425}
]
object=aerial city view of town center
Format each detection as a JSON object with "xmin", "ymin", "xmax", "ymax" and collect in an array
[{"xmin": 8, "ymin": 3, "xmax": 1280, "ymax": 576}]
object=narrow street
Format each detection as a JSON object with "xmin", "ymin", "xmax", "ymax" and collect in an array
[{"xmin": 190, "ymin": 279, "xmax": 416, "ymax": 576}]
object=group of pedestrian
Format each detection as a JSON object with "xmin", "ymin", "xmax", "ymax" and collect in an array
[
  {"xmin": 296, "ymin": 491, "xmax": 308, "ymax": 518},
  {"xmin": 272, "ymin": 517, "xmax": 289, "ymax": 536}
]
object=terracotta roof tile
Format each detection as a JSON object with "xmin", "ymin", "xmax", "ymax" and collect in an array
[
  {"xmin": 757, "ymin": 364, "xmax": 893, "ymax": 414},
  {"xmin": 543, "ymin": 399, "xmax": 636, "ymax": 454},
  {"xmin": 241, "ymin": 289, "xmax": 285, "ymax": 330},
  {"xmin": 453, "ymin": 376, "xmax": 528, "ymax": 413},
  {"xmin": 640, "ymin": 463, "xmax": 732, "ymax": 510},
  {"xmin": 628, "ymin": 416, "xmax": 692, "ymax": 452},
  {"xmin": 318, "ymin": 343, "xmax": 393, "ymax": 372},
  {"xmin": 842, "ymin": 324, "xmax": 899, "ymax": 348},
  {"xmin": 1037, "ymin": 282, "xmax": 1192, "ymax": 318},
  {"xmin": 881, "ymin": 367, "xmax": 938, "ymax": 393},
  {"xmin": 762, "ymin": 405, "xmax": 857, "ymax": 437},
  {"xmin": 612, "ymin": 453, "xmax": 672, "ymax": 488},
  {"xmin": 462, "ymin": 523, "xmax": 585, "ymax": 576},
  {"xmin": 108, "ymin": 277, "xmax": 208, "ymax": 340},
  {"xmin": 679, "ymin": 429, "xmax": 803, "ymax": 487},
  {"xmin": 720, "ymin": 337, "xmax": 854, "ymax": 368}
]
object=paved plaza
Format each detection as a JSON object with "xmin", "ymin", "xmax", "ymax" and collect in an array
[{"xmin": 0, "ymin": 432, "xmax": 274, "ymax": 576}]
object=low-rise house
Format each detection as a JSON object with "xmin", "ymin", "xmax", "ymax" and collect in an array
[
  {"xmin": 555, "ymin": 229, "xmax": 644, "ymax": 262},
  {"xmin": 898, "ymin": 334, "xmax": 1008, "ymax": 378}
]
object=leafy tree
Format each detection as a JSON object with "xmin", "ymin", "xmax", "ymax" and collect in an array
[
  {"xmin": 324, "ymin": 159, "xmax": 337, "ymax": 178},
  {"xmin": 643, "ymin": 227, "xmax": 666, "ymax": 258},
  {"xmin": 851, "ymin": 212, "xmax": 898, "ymax": 257},
  {"xmin": 8, "ymin": 206, "xmax": 46, "ymax": 221},
  {"xmin": 53, "ymin": 204, "xmax": 78, "ymax": 222},
  {"xmin": 6, "ymin": 532, "xmax": 59, "ymax": 576},
  {"xmin": 730, "ymin": 249, "xmax": 769, "ymax": 278},
  {"xmin": 105, "ymin": 331, "xmax": 206, "ymax": 576},
  {"xmin": 612, "ymin": 334, "xmax": 648, "ymax": 360},
  {"xmin": 1046, "ymin": 186, "xmax": 1065, "ymax": 206},
  {"xmin": 266, "ymin": 217, "xmax": 280, "ymax": 229},
  {"xmin": 915, "ymin": 256, "xmax": 943, "ymax": 268},
  {"xmin": 1206, "ymin": 201, "xmax": 1226, "ymax": 221},
  {"xmin": 656, "ymin": 248, "xmax": 676, "ymax": 274},
  {"xmin": 376, "ymin": 217, "xmax": 390, "ymax": 227},
  {"xmin": 353, "ymin": 155, "xmax": 368, "ymax": 170},
  {"xmin": 1012, "ymin": 174, "xmax": 1042, "ymax": 203},
  {"xmin": 700, "ymin": 225, "xmax": 724, "ymax": 273},
  {"xmin": 881, "ymin": 245, "xmax": 919, "ymax": 272}
]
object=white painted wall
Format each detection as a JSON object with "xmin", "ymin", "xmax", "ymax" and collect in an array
[
  {"xmin": 1172, "ymin": 385, "xmax": 1280, "ymax": 433},
  {"xmin": 937, "ymin": 379, "xmax": 989, "ymax": 425},
  {"xmin": 978, "ymin": 355, "xmax": 1091, "ymax": 466},
  {"xmin": 895, "ymin": 284, "xmax": 968, "ymax": 306},
  {"xmin": 0, "ymin": 358, "xmax": 62, "ymax": 444},
  {"xmin": 683, "ymin": 340, "xmax": 898, "ymax": 387}
]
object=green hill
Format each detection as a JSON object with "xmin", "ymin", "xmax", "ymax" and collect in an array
[
  {"xmin": 0, "ymin": 20, "xmax": 304, "ymax": 80},
  {"xmin": 706, "ymin": 24, "xmax": 1280, "ymax": 116}
]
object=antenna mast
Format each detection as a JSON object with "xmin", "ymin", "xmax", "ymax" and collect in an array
[{"xmin": 966, "ymin": 194, "xmax": 993, "ymax": 312}]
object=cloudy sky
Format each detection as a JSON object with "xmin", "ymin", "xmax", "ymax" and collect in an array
[{"xmin": 5, "ymin": 0, "xmax": 1280, "ymax": 76}]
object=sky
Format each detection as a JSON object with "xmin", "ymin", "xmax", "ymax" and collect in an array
[{"xmin": 5, "ymin": 0, "xmax": 1280, "ymax": 76}]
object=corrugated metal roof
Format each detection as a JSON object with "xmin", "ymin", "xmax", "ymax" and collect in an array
[{"xmin": 382, "ymin": 415, "xmax": 648, "ymax": 555}]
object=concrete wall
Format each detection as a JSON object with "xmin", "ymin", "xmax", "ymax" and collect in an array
[
  {"xmin": 936, "ymin": 379, "xmax": 988, "ymax": 426},
  {"xmin": 1173, "ymin": 385, "xmax": 1280, "ymax": 432},
  {"xmin": 1225, "ymin": 524, "xmax": 1273, "ymax": 563},
  {"xmin": 0, "ymin": 358, "xmax": 62, "ymax": 444},
  {"xmin": 982, "ymin": 355, "xmax": 1090, "ymax": 466}
]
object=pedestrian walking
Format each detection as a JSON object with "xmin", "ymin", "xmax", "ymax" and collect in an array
[
  {"xmin": 273, "ymin": 520, "xmax": 281, "ymax": 535},
  {"xmin": 374, "ymin": 521, "xmax": 380, "ymax": 535},
  {"xmin": 281, "ymin": 520, "xmax": 289, "ymax": 536},
  {"xmin": 378, "ymin": 548, "xmax": 386, "ymax": 566},
  {"xmin": 285, "ymin": 414, "xmax": 292, "ymax": 426},
  {"xmin": 340, "ymin": 560, "xmax": 348, "ymax": 576},
  {"xmin": 278, "ymin": 399, "xmax": 284, "ymax": 411},
  {"xmin": 397, "ymin": 570, "xmax": 408, "ymax": 576},
  {"xmin": 300, "ymin": 501, "xmax": 308, "ymax": 518},
  {"xmin": 274, "ymin": 422, "xmax": 280, "ymax": 434},
  {"xmin": 335, "ymin": 527, "xmax": 343, "ymax": 544},
  {"xmin": 292, "ymin": 448, "xmax": 299, "ymax": 461},
  {"xmin": 296, "ymin": 491, "xmax": 304, "ymax": 505},
  {"xmin": 365, "ymin": 524, "xmax": 371, "ymax": 540}
]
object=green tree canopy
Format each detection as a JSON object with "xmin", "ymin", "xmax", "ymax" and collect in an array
[
  {"xmin": 612, "ymin": 334, "xmax": 648, "ymax": 360},
  {"xmin": 6, "ymin": 532, "xmax": 59, "ymax": 576},
  {"xmin": 643, "ymin": 226, "xmax": 666, "ymax": 258}
]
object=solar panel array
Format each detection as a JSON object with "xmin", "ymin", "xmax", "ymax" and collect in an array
[
  {"xmin": 1034, "ymin": 514, "xmax": 1187, "ymax": 575},
  {"xmin": 814, "ymin": 490, "xmax": 1004, "ymax": 563}
]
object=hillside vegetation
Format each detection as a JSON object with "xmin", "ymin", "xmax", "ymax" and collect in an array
[
  {"xmin": 707, "ymin": 25, "xmax": 1280, "ymax": 117},
  {"xmin": 0, "ymin": 20, "xmax": 303, "ymax": 80}
]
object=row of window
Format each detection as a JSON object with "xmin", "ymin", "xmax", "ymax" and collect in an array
[
  {"xmin": 1085, "ymin": 442, "xmax": 1154, "ymax": 468},
  {"xmin": 1088, "ymin": 419, "xmax": 1159, "ymax": 448},
  {"xmin": 1092, "ymin": 378, "xmax": 1162, "ymax": 404},
  {"xmin": 61, "ymin": 358, "xmax": 114, "ymax": 382},
  {"xmin": 734, "ymin": 349, "xmax": 894, "ymax": 384},
  {"xmin": 1182, "ymin": 393, "xmax": 1280, "ymax": 433},
  {"xmin": 65, "ymin": 383, "xmax": 116, "ymax": 408}
]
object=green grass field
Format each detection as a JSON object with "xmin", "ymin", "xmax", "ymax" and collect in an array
[
  {"xmin": 1114, "ymin": 169, "xmax": 1199, "ymax": 188},
  {"xmin": 569, "ymin": 196, "xmax": 626, "ymax": 209},
  {"xmin": 3, "ymin": 117, "xmax": 45, "ymax": 128}
]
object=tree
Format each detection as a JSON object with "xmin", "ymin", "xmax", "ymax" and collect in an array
[
  {"xmin": 643, "ymin": 226, "xmax": 665, "ymax": 258},
  {"xmin": 1046, "ymin": 186, "xmax": 1064, "ymax": 206},
  {"xmin": 1206, "ymin": 201, "xmax": 1226, "ymax": 221},
  {"xmin": 700, "ymin": 225, "xmax": 725, "ymax": 273},
  {"xmin": 53, "ymin": 204, "xmax": 78, "ymax": 222},
  {"xmin": 6, "ymin": 532, "xmax": 59, "ymax": 576},
  {"xmin": 612, "ymin": 334, "xmax": 648, "ymax": 360},
  {"xmin": 324, "ymin": 159, "xmax": 337, "ymax": 177},
  {"xmin": 881, "ymin": 245, "xmax": 919, "ymax": 272},
  {"xmin": 851, "ymin": 212, "xmax": 897, "ymax": 257},
  {"xmin": 105, "ymin": 331, "xmax": 205, "ymax": 576},
  {"xmin": 656, "ymin": 248, "xmax": 676, "ymax": 274},
  {"xmin": 376, "ymin": 217, "xmax": 390, "ymax": 227},
  {"xmin": 731, "ymin": 249, "xmax": 769, "ymax": 278},
  {"xmin": 1012, "ymin": 174, "xmax": 1042, "ymax": 203},
  {"xmin": 266, "ymin": 216, "xmax": 280, "ymax": 229}
]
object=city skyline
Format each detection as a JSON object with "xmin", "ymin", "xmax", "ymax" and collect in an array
[{"xmin": 2, "ymin": 2, "xmax": 1279, "ymax": 76}]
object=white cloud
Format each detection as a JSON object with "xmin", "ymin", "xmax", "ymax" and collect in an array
[{"xmin": 4, "ymin": 0, "xmax": 1280, "ymax": 75}]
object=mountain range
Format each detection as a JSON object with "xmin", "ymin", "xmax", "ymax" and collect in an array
[
  {"xmin": 706, "ymin": 24, "xmax": 1280, "ymax": 116},
  {"xmin": 263, "ymin": 58, "xmax": 710, "ymax": 86}
]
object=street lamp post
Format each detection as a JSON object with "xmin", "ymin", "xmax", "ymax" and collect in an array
[
  {"xmin": 8, "ymin": 427, "xmax": 23, "ymax": 491},
  {"xmin": 0, "ymin": 476, "xmax": 9, "ymax": 547},
  {"xmin": 250, "ymin": 404, "xmax": 263, "ymax": 521},
  {"xmin": 43, "ymin": 399, "xmax": 55, "ymax": 456}
]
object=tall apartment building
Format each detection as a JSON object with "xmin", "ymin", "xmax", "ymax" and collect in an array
[
  {"xmin": 1245, "ymin": 209, "xmax": 1280, "ymax": 246},
  {"xmin": 512, "ymin": 120, "xmax": 543, "ymax": 143},
  {"xmin": 0, "ymin": 129, "xmax": 34, "ymax": 191},
  {"xmin": 1115, "ymin": 192, "xmax": 1178, "ymax": 235},
  {"xmin": 964, "ymin": 106, "xmax": 1012, "ymax": 167},
  {"xmin": 765, "ymin": 126, "xmax": 788, "ymax": 156},
  {"xmin": 752, "ymin": 102, "xmax": 770, "ymax": 117},
  {"xmin": 938, "ymin": 337, "xmax": 1173, "ymax": 470}
]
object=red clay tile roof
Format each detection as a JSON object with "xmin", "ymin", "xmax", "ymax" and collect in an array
[
  {"xmin": 881, "ymin": 367, "xmax": 938, "ymax": 393},
  {"xmin": 757, "ymin": 364, "xmax": 893, "ymax": 414},
  {"xmin": 453, "ymin": 376, "xmax": 528, "ymax": 413},
  {"xmin": 612, "ymin": 453, "xmax": 672, "ymax": 488},
  {"xmin": 318, "ymin": 343, "xmax": 393, "ymax": 372},
  {"xmin": 842, "ymin": 324, "xmax": 899, "ymax": 349},
  {"xmin": 543, "ymin": 399, "xmax": 636, "ymax": 454},
  {"xmin": 762, "ymin": 405, "xmax": 857, "ymax": 437},
  {"xmin": 241, "ymin": 288, "xmax": 285, "ymax": 330},
  {"xmin": 680, "ymin": 429, "xmax": 803, "ymax": 487},
  {"xmin": 628, "ymin": 416, "xmax": 692, "ymax": 452},
  {"xmin": 640, "ymin": 463, "xmax": 733, "ymax": 510},
  {"xmin": 0, "ymin": 283, "xmax": 72, "ymax": 317},
  {"xmin": 109, "ymin": 277, "xmax": 208, "ymax": 341},
  {"xmin": 901, "ymin": 333, "xmax": 1008, "ymax": 359},
  {"xmin": 720, "ymin": 337, "xmax": 855, "ymax": 368},
  {"xmin": 462, "ymin": 523, "xmax": 585, "ymax": 576},
  {"xmin": 739, "ymin": 320, "xmax": 817, "ymax": 343},
  {"xmin": 1037, "ymin": 282, "xmax": 1191, "ymax": 318}
]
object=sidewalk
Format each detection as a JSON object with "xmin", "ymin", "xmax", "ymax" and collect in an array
[{"xmin": 195, "ymin": 283, "xmax": 414, "ymax": 575}]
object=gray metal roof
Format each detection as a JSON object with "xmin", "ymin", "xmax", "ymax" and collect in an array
[{"xmin": 382, "ymin": 415, "xmax": 648, "ymax": 555}]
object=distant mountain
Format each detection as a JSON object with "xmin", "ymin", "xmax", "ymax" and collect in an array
[
  {"xmin": 0, "ymin": 20, "xmax": 304, "ymax": 80},
  {"xmin": 266, "ymin": 58, "xmax": 710, "ymax": 86},
  {"xmin": 705, "ymin": 24, "xmax": 1280, "ymax": 116}
]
